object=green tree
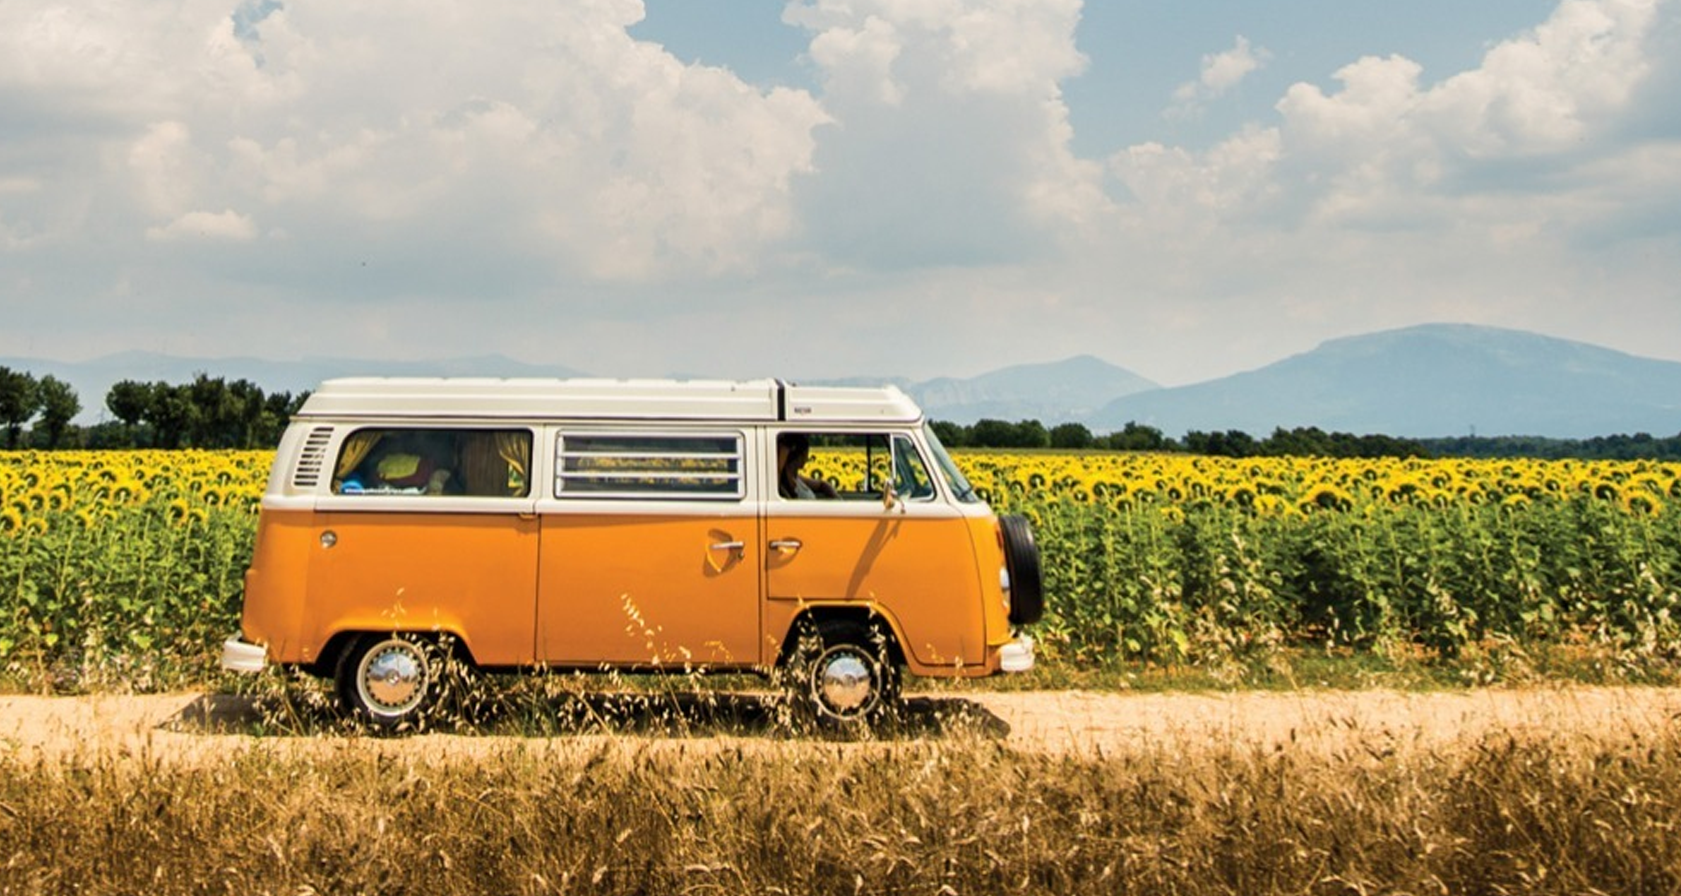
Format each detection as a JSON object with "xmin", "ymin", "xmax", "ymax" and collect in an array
[
  {"xmin": 186, "ymin": 374, "xmax": 235, "ymax": 447},
  {"xmin": 1049, "ymin": 422, "xmax": 1094, "ymax": 449},
  {"xmin": 1103, "ymin": 421, "xmax": 1167, "ymax": 452},
  {"xmin": 0, "ymin": 366, "xmax": 39, "ymax": 449},
  {"xmin": 929, "ymin": 419, "xmax": 968, "ymax": 448},
  {"xmin": 969, "ymin": 418, "xmax": 1015, "ymax": 448},
  {"xmin": 1184, "ymin": 429, "xmax": 1259, "ymax": 457},
  {"xmin": 1016, "ymin": 420, "xmax": 1050, "ymax": 448},
  {"xmin": 34, "ymin": 375, "xmax": 80, "ymax": 449},
  {"xmin": 106, "ymin": 379, "xmax": 152, "ymax": 447},
  {"xmin": 144, "ymin": 382, "xmax": 197, "ymax": 449},
  {"xmin": 227, "ymin": 378, "xmax": 267, "ymax": 448}
]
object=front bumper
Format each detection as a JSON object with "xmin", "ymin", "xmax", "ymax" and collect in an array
[
  {"xmin": 221, "ymin": 637, "xmax": 268, "ymax": 674},
  {"xmin": 998, "ymin": 634, "xmax": 1035, "ymax": 673}
]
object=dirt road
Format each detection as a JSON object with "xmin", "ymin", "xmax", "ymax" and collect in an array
[{"xmin": 4, "ymin": 686, "xmax": 1680, "ymax": 762}]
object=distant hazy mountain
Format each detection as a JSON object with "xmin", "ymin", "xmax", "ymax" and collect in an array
[
  {"xmin": 1091, "ymin": 324, "xmax": 1681, "ymax": 438},
  {"xmin": 897, "ymin": 355, "xmax": 1160, "ymax": 425}
]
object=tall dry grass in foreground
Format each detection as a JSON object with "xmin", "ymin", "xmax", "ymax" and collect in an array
[{"xmin": 2, "ymin": 726, "xmax": 1678, "ymax": 895}]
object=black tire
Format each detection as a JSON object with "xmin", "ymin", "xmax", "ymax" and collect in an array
[
  {"xmin": 334, "ymin": 633, "xmax": 437, "ymax": 731},
  {"xmin": 780, "ymin": 618, "xmax": 902, "ymax": 729},
  {"xmin": 1000, "ymin": 514, "xmax": 1045, "ymax": 625}
]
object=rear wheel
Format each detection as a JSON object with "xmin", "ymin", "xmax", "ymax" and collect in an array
[
  {"xmin": 335, "ymin": 634, "xmax": 436, "ymax": 731},
  {"xmin": 781, "ymin": 618, "xmax": 901, "ymax": 730}
]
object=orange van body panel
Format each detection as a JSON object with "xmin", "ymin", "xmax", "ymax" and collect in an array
[
  {"xmin": 240, "ymin": 509, "xmax": 319, "ymax": 664},
  {"xmin": 536, "ymin": 513, "xmax": 761, "ymax": 667},
  {"xmin": 244, "ymin": 507, "xmax": 1016, "ymax": 677},
  {"xmin": 291, "ymin": 511, "xmax": 539, "ymax": 666},
  {"xmin": 764, "ymin": 513, "xmax": 987, "ymax": 670},
  {"xmin": 969, "ymin": 515, "xmax": 1014, "ymax": 649}
]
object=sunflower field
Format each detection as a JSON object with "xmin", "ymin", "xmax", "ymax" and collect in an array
[
  {"xmin": 4, "ymin": 449, "xmax": 1681, "ymax": 688},
  {"xmin": 0, "ymin": 451, "xmax": 268, "ymax": 687},
  {"xmin": 961, "ymin": 452, "xmax": 1681, "ymax": 669}
]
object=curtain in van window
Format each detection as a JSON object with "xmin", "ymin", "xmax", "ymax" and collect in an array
[
  {"xmin": 335, "ymin": 432, "xmax": 382, "ymax": 482},
  {"xmin": 495, "ymin": 432, "xmax": 529, "ymax": 488},
  {"xmin": 455, "ymin": 431, "xmax": 531, "ymax": 497}
]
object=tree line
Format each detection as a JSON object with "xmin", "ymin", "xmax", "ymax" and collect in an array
[
  {"xmin": 934, "ymin": 418, "xmax": 1681, "ymax": 460},
  {"xmin": 0, "ymin": 365, "xmax": 305, "ymax": 450},
  {"xmin": 931, "ymin": 419, "xmax": 1432, "ymax": 458},
  {"xmin": 1417, "ymin": 432, "xmax": 1681, "ymax": 461}
]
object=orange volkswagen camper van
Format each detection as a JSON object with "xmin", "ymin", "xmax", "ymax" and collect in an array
[{"xmin": 223, "ymin": 378, "xmax": 1042, "ymax": 727}]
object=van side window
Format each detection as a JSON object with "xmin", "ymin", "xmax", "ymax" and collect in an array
[
  {"xmin": 789, "ymin": 432, "xmax": 935, "ymax": 502},
  {"xmin": 556, "ymin": 432, "xmax": 744, "ymax": 499},
  {"xmin": 333, "ymin": 428, "xmax": 532, "ymax": 497}
]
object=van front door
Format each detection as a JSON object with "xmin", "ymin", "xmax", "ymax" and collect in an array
[
  {"xmin": 534, "ymin": 431, "xmax": 761, "ymax": 668},
  {"xmin": 764, "ymin": 431, "xmax": 986, "ymax": 668}
]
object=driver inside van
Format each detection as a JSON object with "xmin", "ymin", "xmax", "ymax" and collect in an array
[{"xmin": 777, "ymin": 433, "xmax": 838, "ymax": 500}]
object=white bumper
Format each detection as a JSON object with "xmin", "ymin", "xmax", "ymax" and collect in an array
[
  {"xmin": 998, "ymin": 634, "xmax": 1035, "ymax": 673},
  {"xmin": 221, "ymin": 637, "xmax": 268, "ymax": 673}
]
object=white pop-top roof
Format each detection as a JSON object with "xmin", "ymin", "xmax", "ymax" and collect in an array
[{"xmin": 295, "ymin": 377, "xmax": 924, "ymax": 424}]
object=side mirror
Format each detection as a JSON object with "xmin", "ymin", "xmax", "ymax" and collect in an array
[{"xmin": 881, "ymin": 477, "xmax": 904, "ymax": 513}]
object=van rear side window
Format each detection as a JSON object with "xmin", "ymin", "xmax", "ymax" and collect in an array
[
  {"xmin": 333, "ymin": 428, "xmax": 532, "ymax": 497},
  {"xmin": 556, "ymin": 432, "xmax": 743, "ymax": 499}
]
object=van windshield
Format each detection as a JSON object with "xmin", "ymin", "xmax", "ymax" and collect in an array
[{"xmin": 923, "ymin": 424, "xmax": 980, "ymax": 504}]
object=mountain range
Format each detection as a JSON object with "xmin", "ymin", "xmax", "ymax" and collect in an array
[
  {"xmin": 6, "ymin": 324, "xmax": 1679, "ymax": 438},
  {"xmin": 1089, "ymin": 324, "xmax": 1681, "ymax": 439}
]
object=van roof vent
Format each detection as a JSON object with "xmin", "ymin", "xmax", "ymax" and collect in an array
[{"xmin": 291, "ymin": 426, "xmax": 335, "ymax": 489}]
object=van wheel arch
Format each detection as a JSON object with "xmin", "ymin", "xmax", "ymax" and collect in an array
[
  {"xmin": 310, "ymin": 630, "xmax": 363, "ymax": 679},
  {"xmin": 775, "ymin": 607, "xmax": 905, "ymax": 668}
]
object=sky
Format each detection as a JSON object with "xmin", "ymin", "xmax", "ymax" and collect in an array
[{"xmin": 2, "ymin": 0, "xmax": 1679, "ymax": 386}]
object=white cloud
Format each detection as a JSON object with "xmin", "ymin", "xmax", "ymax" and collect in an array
[
  {"xmin": 1120, "ymin": 0, "xmax": 1671, "ymax": 237},
  {"xmin": 784, "ymin": 0, "xmax": 1106, "ymax": 265},
  {"xmin": 1, "ymin": 0, "xmax": 831, "ymax": 286},
  {"xmin": 1422, "ymin": 0, "xmax": 1658, "ymax": 156},
  {"xmin": 1171, "ymin": 35, "xmax": 1270, "ymax": 115},
  {"xmin": 1277, "ymin": 0, "xmax": 1661, "ymax": 179},
  {"xmin": 145, "ymin": 209, "xmax": 258, "ymax": 242},
  {"xmin": 804, "ymin": 13, "xmax": 905, "ymax": 105}
]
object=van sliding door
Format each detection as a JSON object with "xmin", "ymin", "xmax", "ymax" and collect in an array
[{"xmin": 534, "ymin": 430, "xmax": 761, "ymax": 668}]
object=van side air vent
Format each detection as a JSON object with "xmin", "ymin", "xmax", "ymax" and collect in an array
[{"xmin": 291, "ymin": 427, "xmax": 335, "ymax": 490}]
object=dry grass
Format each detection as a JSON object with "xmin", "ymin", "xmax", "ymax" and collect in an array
[{"xmin": 3, "ymin": 694, "xmax": 1680, "ymax": 896}]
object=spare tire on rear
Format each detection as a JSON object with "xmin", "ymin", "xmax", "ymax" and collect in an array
[{"xmin": 1000, "ymin": 514, "xmax": 1045, "ymax": 626}]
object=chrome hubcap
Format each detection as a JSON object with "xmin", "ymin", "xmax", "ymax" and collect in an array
[
  {"xmin": 817, "ymin": 650, "xmax": 874, "ymax": 715},
  {"xmin": 362, "ymin": 642, "xmax": 426, "ymax": 714}
]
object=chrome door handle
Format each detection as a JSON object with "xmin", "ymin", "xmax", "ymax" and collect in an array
[
  {"xmin": 769, "ymin": 538, "xmax": 803, "ymax": 552},
  {"xmin": 710, "ymin": 540, "xmax": 745, "ymax": 551}
]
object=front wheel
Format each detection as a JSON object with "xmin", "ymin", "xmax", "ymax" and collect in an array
[
  {"xmin": 781, "ymin": 618, "xmax": 901, "ymax": 730},
  {"xmin": 335, "ymin": 634, "xmax": 437, "ymax": 731}
]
